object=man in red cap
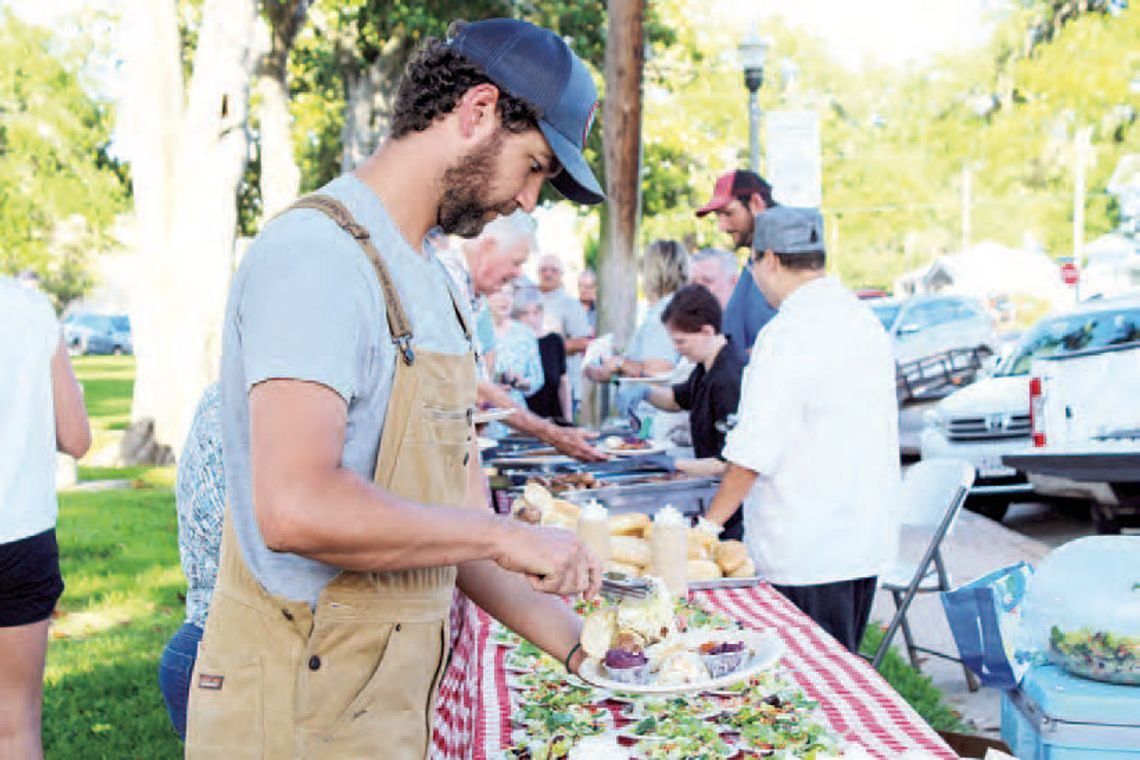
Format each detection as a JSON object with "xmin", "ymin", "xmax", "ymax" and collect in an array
[{"xmin": 695, "ymin": 170, "xmax": 777, "ymax": 363}]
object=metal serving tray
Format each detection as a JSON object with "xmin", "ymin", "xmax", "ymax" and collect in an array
[{"xmin": 554, "ymin": 476, "xmax": 720, "ymax": 518}]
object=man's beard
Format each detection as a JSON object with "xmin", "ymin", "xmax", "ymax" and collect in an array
[
  {"xmin": 438, "ymin": 130, "xmax": 516, "ymax": 237},
  {"xmin": 733, "ymin": 227, "xmax": 752, "ymax": 250}
]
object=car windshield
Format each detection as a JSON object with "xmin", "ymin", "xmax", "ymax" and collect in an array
[
  {"xmin": 111, "ymin": 315, "xmax": 130, "ymax": 331},
  {"xmin": 996, "ymin": 306, "xmax": 1140, "ymax": 376},
  {"xmin": 870, "ymin": 303, "xmax": 901, "ymax": 330}
]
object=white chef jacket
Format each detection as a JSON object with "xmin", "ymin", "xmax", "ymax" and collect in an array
[{"xmin": 723, "ymin": 276, "xmax": 900, "ymax": 586}]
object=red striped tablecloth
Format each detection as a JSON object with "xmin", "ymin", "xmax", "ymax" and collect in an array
[{"xmin": 430, "ymin": 582, "xmax": 956, "ymax": 760}]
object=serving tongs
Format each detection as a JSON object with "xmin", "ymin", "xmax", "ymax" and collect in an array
[{"xmin": 600, "ymin": 572, "xmax": 651, "ymax": 600}]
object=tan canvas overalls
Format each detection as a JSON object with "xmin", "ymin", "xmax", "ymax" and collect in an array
[{"xmin": 186, "ymin": 195, "xmax": 477, "ymax": 759}]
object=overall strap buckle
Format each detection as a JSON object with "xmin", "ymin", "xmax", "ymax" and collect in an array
[{"xmin": 395, "ymin": 335, "xmax": 415, "ymax": 366}]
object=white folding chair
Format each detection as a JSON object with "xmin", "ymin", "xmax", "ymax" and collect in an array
[{"xmin": 871, "ymin": 458, "xmax": 979, "ymax": 691}]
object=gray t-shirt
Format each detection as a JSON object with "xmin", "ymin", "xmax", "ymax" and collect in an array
[{"xmin": 220, "ymin": 174, "xmax": 473, "ymax": 605}]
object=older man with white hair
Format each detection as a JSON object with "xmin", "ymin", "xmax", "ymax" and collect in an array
[
  {"xmin": 438, "ymin": 213, "xmax": 603, "ymax": 461},
  {"xmin": 689, "ymin": 248, "xmax": 739, "ymax": 310}
]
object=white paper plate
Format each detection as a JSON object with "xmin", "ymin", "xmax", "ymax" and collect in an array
[
  {"xmin": 619, "ymin": 374, "xmax": 675, "ymax": 385},
  {"xmin": 472, "ymin": 407, "xmax": 515, "ymax": 425},
  {"xmin": 601, "ymin": 441, "xmax": 668, "ymax": 457},
  {"xmin": 578, "ymin": 629, "xmax": 784, "ymax": 695},
  {"xmin": 476, "ymin": 436, "xmax": 499, "ymax": 451}
]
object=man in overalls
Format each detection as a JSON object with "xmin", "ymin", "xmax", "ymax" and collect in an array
[{"xmin": 187, "ymin": 19, "xmax": 604, "ymax": 758}]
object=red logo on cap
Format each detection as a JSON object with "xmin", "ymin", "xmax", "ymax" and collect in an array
[{"xmin": 582, "ymin": 100, "xmax": 599, "ymax": 146}]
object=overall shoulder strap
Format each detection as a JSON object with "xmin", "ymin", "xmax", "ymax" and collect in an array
[{"xmin": 283, "ymin": 194, "xmax": 416, "ymax": 365}]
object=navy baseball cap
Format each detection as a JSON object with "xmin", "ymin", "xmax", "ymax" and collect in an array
[
  {"xmin": 752, "ymin": 207, "xmax": 826, "ymax": 256},
  {"xmin": 446, "ymin": 18, "xmax": 605, "ymax": 205}
]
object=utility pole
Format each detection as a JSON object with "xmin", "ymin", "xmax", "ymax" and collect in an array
[
  {"xmin": 1073, "ymin": 126, "xmax": 1092, "ymax": 302},
  {"xmin": 592, "ymin": 0, "xmax": 644, "ymax": 425},
  {"xmin": 599, "ymin": 0, "xmax": 644, "ymax": 351},
  {"xmin": 960, "ymin": 165, "xmax": 972, "ymax": 253}
]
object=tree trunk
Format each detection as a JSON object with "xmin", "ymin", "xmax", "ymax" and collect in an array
[
  {"xmin": 340, "ymin": 39, "xmax": 405, "ymax": 173},
  {"xmin": 123, "ymin": 0, "xmax": 259, "ymax": 461},
  {"xmin": 597, "ymin": 0, "xmax": 645, "ymax": 352},
  {"xmin": 258, "ymin": 0, "xmax": 309, "ymax": 218},
  {"xmin": 121, "ymin": 0, "xmax": 183, "ymax": 463}
]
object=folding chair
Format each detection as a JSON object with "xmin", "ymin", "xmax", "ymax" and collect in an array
[{"xmin": 871, "ymin": 458, "xmax": 980, "ymax": 691}]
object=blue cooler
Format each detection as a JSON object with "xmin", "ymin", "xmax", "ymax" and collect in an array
[{"xmin": 1002, "ymin": 664, "xmax": 1140, "ymax": 759}]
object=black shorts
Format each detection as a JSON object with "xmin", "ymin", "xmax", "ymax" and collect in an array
[{"xmin": 0, "ymin": 529, "xmax": 64, "ymax": 627}]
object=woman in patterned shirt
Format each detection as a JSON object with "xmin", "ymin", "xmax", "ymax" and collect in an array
[
  {"xmin": 485, "ymin": 282, "xmax": 545, "ymax": 438},
  {"xmin": 158, "ymin": 384, "xmax": 223, "ymax": 740}
]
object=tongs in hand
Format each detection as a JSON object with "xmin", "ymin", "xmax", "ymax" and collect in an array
[{"xmin": 600, "ymin": 571, "xmax": 651, "ymax": 600}]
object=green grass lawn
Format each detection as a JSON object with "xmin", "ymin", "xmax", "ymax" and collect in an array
[
  {"xmin": 46, "ymin": 355, "xmax": 183, "ymax": 758},
  {"xmin": 50, "ymin": 356, "xmax": 965, "ymax": 756}
]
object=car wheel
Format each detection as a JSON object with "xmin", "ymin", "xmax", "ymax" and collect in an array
[
  {"xmin": 113, "ymin": 346, "xmax": 124, "ymax": 356},
  {"xmin": 1091, "ymin": 502, "xmax": 1122, "ymax": 535},
  {"xmin": 966, "ymin": 494, "xmax": 1009, "ymax": 522}
]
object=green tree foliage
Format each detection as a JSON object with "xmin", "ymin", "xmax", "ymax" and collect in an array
[
  {"xmin": 822, "ymin": 2, "xmax": 1137, "ymax": 289},
  {"xmin": 261, "ymin": 0, "xmax": 1134, "ymax": 293},
  {"xmin": 284, "ymin": 0, "xmax": 675, "ymax": 210},
  {"xmin": 0, "ymin": 10, "xmax": 127, "ymax": 310}
]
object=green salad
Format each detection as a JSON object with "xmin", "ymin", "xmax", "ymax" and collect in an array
[{"xmin": 1049, "ymin": 625, "xmax": 1140, "ymax": 685}]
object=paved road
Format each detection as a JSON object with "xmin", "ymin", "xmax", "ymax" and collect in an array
[{"xmin": 869, "ymin": 498, "xmax": 1099, "ymax": 740}]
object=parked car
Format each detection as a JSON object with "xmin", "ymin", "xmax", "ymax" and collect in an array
[
  {"xmin": 63, "ymin": 312, "xmax": 133, "ymax": 355},
  {"xmin": 870, "ymin": 294, "xmax": 999, "ymax": 366},
  {"xmin": 920, "ymin": 294, "xmax": 1140, "ymax": 522}
]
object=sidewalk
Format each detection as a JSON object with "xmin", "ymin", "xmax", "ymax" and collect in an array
[{"xmin": 869, "ymin": 510, "xmax": 1053, "ymax": 739}]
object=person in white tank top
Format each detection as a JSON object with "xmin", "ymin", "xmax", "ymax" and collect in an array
[{"xmin": 0, "ymin": 273, "xmax": 91, "ymax": 760}]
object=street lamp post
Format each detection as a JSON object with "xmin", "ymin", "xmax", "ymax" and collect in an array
[{"xmin": 738, "ymin": 31, "xmax": 769, "ymax": 175}]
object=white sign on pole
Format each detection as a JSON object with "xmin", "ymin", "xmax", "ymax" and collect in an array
[{"xmin": 765, "ymin": 111, "xmax": 822, "ymax": 208}]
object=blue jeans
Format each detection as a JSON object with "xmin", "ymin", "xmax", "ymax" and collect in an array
[{"xmin": 158, "ymin": 621, "xmax": 202, "ymax": 740}]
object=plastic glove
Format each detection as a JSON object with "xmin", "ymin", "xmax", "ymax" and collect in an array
[{"xmin": 695, "ymin": 516, "xmax": 724, "ymax": 538}]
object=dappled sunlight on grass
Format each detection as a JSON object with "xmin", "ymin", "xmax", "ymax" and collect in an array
[{"xmin": 46, "ymin": 480, "xmax": 184, "ymax": 758}]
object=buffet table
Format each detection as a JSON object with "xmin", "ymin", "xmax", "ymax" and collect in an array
[{"xmin": 430, "ymin": 582, "xmax": 956, "ymax": 759}]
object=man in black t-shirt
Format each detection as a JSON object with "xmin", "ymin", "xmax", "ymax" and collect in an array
[{"xmin": 637, "ymin": 284, "xmax": 746, "ymax": 540}]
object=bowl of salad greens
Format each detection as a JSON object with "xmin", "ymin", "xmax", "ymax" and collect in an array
[{"xmin": 1049, "ymin": 625, "xmax": 1140, "ymax": 685}]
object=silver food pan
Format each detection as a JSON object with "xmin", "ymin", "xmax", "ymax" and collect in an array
[{"xmin": 555, "ymin": 476, "xmax": 720, "ymax": 517}]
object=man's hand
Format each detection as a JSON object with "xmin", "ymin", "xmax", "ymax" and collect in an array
[
  {"xmin": 494, "ymin": 522, "xmax": 602, "ymax": 597},
  {"xmin": 543, "ymin": 423, "xmax": 607, "ymax": 462}
]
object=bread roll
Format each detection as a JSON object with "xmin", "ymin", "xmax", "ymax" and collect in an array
[
  {"xmin": 686, "ymin": 559, "xmax": 723, "ymax": 582},
  {"xmin": 605, "ymin": 560, "xmax": 645, "ymax": 577},
  {"xmin": 540, "ymin": 498, "xmax": 580, "ymax": 530},
  {"xmin": 608, "ymin": 512, "xmax": 651, "ymax": 537},
  {"xmin": 689, "ymin": 526, "xmax": 718, "ymax": 554},
  {"xmin": 580, "ymin": 608, "xmax": 617, "ymax": 659},
  {"xmin": 522, "ymin": 482, "xmax": 553, "ymax": 510},
  {"xmin": 511, "ymin": 497, "xmax": 542, "ymax": 524},
  {"xmin": 714, "ymin": 540, "xmax": 749, "ymax": 575},
  {"xmin": 728, "ymin": 558, "xmax": 756, "ymax": 578},
  {"xmin": 687, "ymin": 531, "xmax": 712, "ymax": 561},
  {"xmin": 610, "ymin": 535, "xmax": 652, "ymax": 567}
]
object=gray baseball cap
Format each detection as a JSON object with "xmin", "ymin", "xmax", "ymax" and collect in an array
[{"xmin": 752, "ymin": 207, "xmax": 825, "ymax": 256}]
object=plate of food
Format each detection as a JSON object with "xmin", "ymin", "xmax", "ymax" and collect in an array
[
  {"xmin": 601, "ymin": 435, "xmax": 667, "ymax": 457},
  {"xmin": 472, "ymin": 407, "xmax": 515, "ymax": 425},
  {"xmin": 576, "ymin": 578, "xmax": 784, "ymax": 694},
  {"xmin": 618, "ymin": 374, "xmax": 675, "ymax": 385}
]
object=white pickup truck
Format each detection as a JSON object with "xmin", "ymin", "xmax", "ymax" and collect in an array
[{"xmin": 1003, "ymin": 301, "xmax": 1140, "ymax": 533}]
